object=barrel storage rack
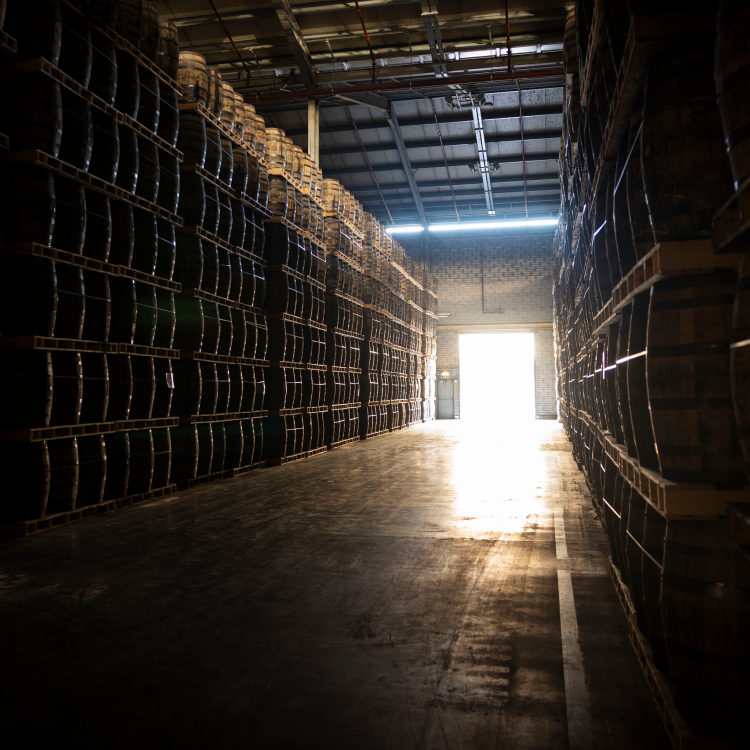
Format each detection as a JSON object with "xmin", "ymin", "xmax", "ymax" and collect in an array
[{"xmin": 556, "ymin": 1, "xmax": 750, "ymax": 747}]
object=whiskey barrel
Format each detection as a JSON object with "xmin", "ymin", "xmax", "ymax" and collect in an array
[
  {"xmin": 89, "ymin": 31, "xmax": 117, "ymax": 106},
  {"xmin": 661, "ymin": 520, "xmax": 750, "ymax": 733},
  {"xmin": 173, "ymin": 296, "xmax": 205, "ymax": 353},
  {"xmin": 156, "ymin": 152, "xmax": 179, "ymax": 215},
  {"xmin": 301, "ymin": 194, "xmax": 312, "ymax": 233},
  {"xmin": 82, "ymin": 191, "xmax": 112, "ymax": 261},
  {"xmin": 219, "ymin": 131, "xmax": 234, "ymax": 186},
  {"xmin": 89, "ymin": 0, "xmax": 118, "ymax": 29},
  {"xmin": 232, "ymin": 92, "xmax": 245, "ymax": 139},
  {"xmin": 641, "ymin": 503, "xmax": 668, "ymax": 670},
  {"xmin": 110, "ymin": 202, "xmax": 135, "ymax": 266},
  {"xmin": 50, "ymin": 351, "xmax": 83, "ymax": 426},
  {"xmin": 265, "ymin": 128, "xmax": 288, "ymax": 171},
  {"xmin": 151, "ymin": 427, "xmax": 171, "ymax": 488},
  {"xmin": 614, "ymin": 305, "xmax": 637, "ymax": 456},
  {"xmin": 624, "ymin": 489, "xmax": 650, "ymax": 634},
  {"xmin": 155, "ymin": 220, "xmax": 176, "ymax": 281},
  {"xmin": 89, "ymin": 110, "xmax": 120, "ymax": 184},
  {"xmin": 173, "ymin": 234, "xmax": 204, "ymax": 290},
  {"xmin": 153, "ymin": 287, "xmax": 176, "ymax": 349},
  {"xmin": 0, "ymin": 167, "xmax": 55, "ymax": 247},
  {"xmin": 201, "ymin": 239, "xmax": 219, "ymax": 295},
  {"xmin": 59, "ymin": 4, "xmax": 92, "ymax": 86},
  {"xmin": 0, "ymin": 351, "xmax": 53, "ymax": 428},
  {"xmin": 215, "ymin": 362, "xmax": 231, "ymax": 413},
  {"xmin": 80, "ymin": 271, "xmax": 111, "ymax": 342},
  {"xmin": 716, "ymin": 0, "xmax": 750, "ymax": 187},
  {"xmin": 196, "ymin": 424, "xmax": 213, "ymax": 477},
  {"xmin": 135, "ymin": 139, "xmax": 160, "ymax": 203},
  {"xmin": 206, "ymin": 66, "xmax": 222, "ymax": 112},
  {"xmin": 204, "ymin": 181, "xmax": 220, "ymax": 236},
  {"xmin": 5, "ymin": 0, "xmax": 61, "ymax": 65},
  {"xmin": 642, "ymin": 33, "xmax": 733, "ymax": 243},
  {"xmin": 52, "ymin": 179, "xmax": 86, "ymax": 254},
  {"xmin": 216, "ymin": 302, "xmax": 233, "ymax": 356},
  {"xmin": 116, "ymin": 126, "xmax": 139, "ymax": 193},
  {"xmin": 253, "ymin": 114, "xmax": 267, "ymax": 158},
  {"xmin": 109, "ymin": 277, "xmax": 137, "ymax": 344},
  {"xmin": 115, "ymin": 48, "xmax": 140, "ymax": 118},
  {"xmin": 47, "ymin": 437, "xmax": 79, "ymax": 514},
  {"xmin": 229, "ymin": 199, "xmax": 246, "ymax": 249},
  {"xmin": 647, "ymin": 272, "xmax": 745, "ymax": 485},
  {"xmin": 239, "ymin": 366, "xmax": 256, "ymax": 411},
  {"xmin": 612, "ymin": 111, "xmax": 638, "ymax": 276},
  {"xmin": 127, "ymin": 429, "xmax": 154, "ymax": 495},
  {"xmin": 130, "ymin": 355, "xmax": 155, "ymax": 419},
  {"xmin": 268, "ymin": 175, "xmax": 289, "ymax": 218},
  {"xmin": 243, "ymin": 104, "xmax": 257, "ymax": 151},
  {"xmin": 169, "ymin": 425, "xmax": 198, "ymax": 484},
  {"xmin": 210, "ymin": 423, "xmax": 226, "ymax": 473},
  {"xmin": 218, "ymin": 82, "xmax": 236, "ymax": 128},
  {"xmin": 55, "ymin": 265, "xmax": 85, "ymax": 339},
  {"xmin": 289, "ymin": 145, "xmax": 304, "ymax": 183},
  {"xmin": 198, "ymin": 361, "xmax": 218, "ymax": 414},
  {"xmin": 301, "ymin": 153, "xmax": 314, "ymax": 191},
  {"xmin": 103, "ymin": 431, "xmax": 129, "ymax": 500},
  {"xmin": 216, "ymin": 246, "xmax": 232, "ymax": 298},
  {"xmin": 238, "ymin": 418, "xmax": 256, "ymax": 466},
  {"xmin": 177, "ymin": 111, "xmax": 207, "ymax": 168},
  {"xmin": 323, "ymin": 179, "xmax": 342, "ymax": 213},
  {"xmin": 140, "ymin": 1, "xmax": 159, "ymax": 63},
  {"xmin": 157, "ymin": 19, "xmax": 179, "ymax": 80},
  {"xmin": 152, "ymin": 357, "xmax": 174, "ymax": 417},
  {"xmin": 4, "ymin": 75, "xmax": 63, "ymax": 157},
  {"xmin": 76, "ymin": 435, "xmax": 107, "ymax": 507},
  {"xmin": 134, "ymin": 283, "xmax": 158, "ymax": 346},
  {"xmin": 132, "ymin": 209, "xmax": 158, "ymax": 274},
  {"xmin": 158, "ymin": 84, "xmax": 179, "ymax": 147},
  {"xmin": 224, "ymin": 420, "xmax": 243, "ymax": 469},
  {"xmin": 230, "ymin": 309, "xmax": 247, "ymax": 358},
  {"xmin": 178, "ymin": 52, "xmax": 208, "ymax": 105},
  {"xmin": 258, "ymin": 169, "xmax": 269, "ymax": 208},
  {"xmin": 178, "ymin": 173, "xmax": 206, "ymax": 228},
  {"xmin": 316, "ymin": 168, "xmax": 323, "ymax": 200},
  {"xmin": 107, "ymin": 354, "xmax": 132, "ymax": 420},
  {"xmin": 115, "ymin": 0, "xmax": 142, "ymax": 48},
  {"xmin": 232, "ymin": 146, "xmax": 249, "ymax": 194},
  {"xmin": 137, "ymin": 68, "xmax": 160, "ymax": 133},
  {"xmin": 205, "ymin": 122, "xmax": 222, "ymax": 176}
]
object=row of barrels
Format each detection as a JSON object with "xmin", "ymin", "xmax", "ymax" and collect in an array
[
  {"xmin": 0, "ymin": 351, "xmax": 270, "ymax": 428},
  {"xmin": 327, "ymin": 332, "xmax": 361, "ymax": 370},
  {"xmin": 264, "ymin": 367, "xmax": 328, "ymax": 411},
  {"xmin": 364, "ymin": 309, "xmax": 415, "ymax": 352},
  {"xmin": 264, "ymin": 413, "xmax": 327, "ymax": 460},
  {"xmin": 325, "ymin": 296, "xmax": 363, "ymax": 337},
  {"xmin": 363, "ymin": 276, "xmax": 424, "ymax": 332},
  {"xmin": 326, "ymin": 257, "xmax": 364, "ymax": 302},
  {"xmin": 266, "ymin": 270, "xmax": 325, "ymax": 322},
  {"xmin": 325, "ymin": 218, "xmax": 364, "ymax": 266},
  {"xmin": 264, "ymin": 223, "xmax": 326, "ymax": 279},
  {"xmin": 264, "ymin": 128, "xmax": 323, "ymax": 196},
  {"xmin": 361, "ymin": 341, "xmax": 415, "ymax": 376},
  {"xmin": 361, "ymin": 373, "xmax": 419, "ymax": 403},
  {"xmin": 266, "ymin": 320, "xmax": 327, "ymax": 365},
  {"xmin": 568, "ymin": 413, "xmax": 750, "ymax": 737},
  {"xmin": 268, "ymin": 177, "xmax": 324, "ymax": 241}
]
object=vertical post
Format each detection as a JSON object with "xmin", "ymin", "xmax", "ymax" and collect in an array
[{"xmin": 308, "ymin": 99, "xmax": 320, "ymax": 166}]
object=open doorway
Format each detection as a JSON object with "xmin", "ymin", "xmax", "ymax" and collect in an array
[{"xmin": 459, "ymin": 332, "xmax": 536, "ymax": 422}]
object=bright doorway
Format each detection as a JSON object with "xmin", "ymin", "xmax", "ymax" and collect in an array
[{"xmin": 459, "ymin": 332, "xmax": 536, "ymax": 422}]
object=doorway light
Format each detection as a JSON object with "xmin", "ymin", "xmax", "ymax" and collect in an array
[
  {"xmin": 428, "ymin": 218, "xmax": 558, "ymax": 231},
  {"xmin": 440, "ymin": 370, "xmax": 451, "ymax": 378}
]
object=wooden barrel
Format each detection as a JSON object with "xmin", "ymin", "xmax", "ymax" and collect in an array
[
  {"xmin": 238, "ymin": 366, "xmax": 256, "ymax": 411},
  {"xmin": 151, "ymin": 427, "xmax": 171, "ymax": 487},
  {"xmin": 173, "ymin": 234, "xmax": 204, "ymax": 290},
  {"xmin": 642, "ymin": 33, "xmax": 733, "ymax": 244},
  {"xmin": 224, "ymin": 420, "xmax": 243, "ymax": 469},
  {"xmin": 132, "ymin": 281, "xmax": 157, "ymax": 346},
  {"xmin": 132, "ymin": 209, "xmax": 158, "ymax": 274},
  {"xmin": 322, "ymin": 179, "xmax": 341, "ymax": 212},
  {"xmin": 83, "ymin": 191, "xmax": 112, "ymax": 262},
  {"xmin": 0, "ymin": 441, "xmax": 51, "ymax": 521},
  {"xmin": 178, "ymin": 173, "xmax": 206, "ymax": 228},
  {"xmin": 177, "ymin": 111, "xmax": 207, "ymax": 168},
  {"xmin": 155, "ymin": 220, "xmax": 176, "ymax": 282},
  {"xmin": 612, "ymin": 110, "xmax": 638, "ymax": 276},
  {"xmin": 216, "ymin": 302, "xmax": 233, "ymax": 356},
  {"xmin": 200, "ymin": 240, "xmax": 218, "ymax": 298},
  {"xmin": 4, "ymin": 75, "xmax": 63, "ymax": 158},
  {"xmin": 268, "ymin": 175, "xmax": 289, "ymax": 218},
  {"xmin": 89, "ymin": 0, "xmax": 118, "ymax": 30},
  {"xmin": 50, "ymin": 351, "xmax": 83, "ymax": 426},
  {"xmin": 152, "ymin": 356, "xmax": 174, "ymax": 416},
  {"xmin": 641, "ymin": 503, "xmax": 668, "ymax": 670},
  {"xmin": 219, "ymin": 131, "xmax": 234, "ymax": 186},
  {"xmin": 137, "ymin": 68, "xmax": 160, "ymax": 133},
  {"xmin": 301, "ymin": 193, "xmax": 311, "ymax": 232},
  {"xmin": 173, "ymin": 296, "xmax": 205, "ymax": 353},
  {"xmin": 731, "ymin": 253, "xmax": 750, "ymax": 476},
  {"xmin": 178, "ymin": 52, "xmax": 208, "ymax": 105},
  {"xmin": 661, "ymin": 520, "xmax": 750, "ymax": 733},
  {"xmin": 229, "ymin": 199, "xmax": 246, "ymax": 250},
  {"xmin": 115, "ymin": 0, "xmax": 142, "ymax": 48},
  {"xmin": 80, "ymin": 353, "xmax": 109, "ymax": 424},
  {"xmin": 89, "ymin": 31, "xmax": 117, "ymax": 106},
  {"xmin": 156, "ymin": 152, "xmax": 179, "ymax": 215},
  {"xmin": 253, "ymin": 114, "xmax": 267, "ymax": 158},
  {"xmin": 127, "ymin": 429, "xmax": 154, "ymax": 495},
  {"xmin": 290, "ymin": 145, "xmax": 304, "ymax": 183},
  {"xmin": 265, "ymin": 128, "xmax": 288, "ymax": 171},
  {"xmin": 103, "ymin": 431, "xmax": 129, "ymax": 500},
  {"xmin": 196, "ymin": 424, "xmax": 213, "ymax": 476},
  {"xmin": 0, "ymin": 351, "xmax": 53, "ymax": 428},
  {"xmin": 206, "ymin": 66, "xmax": 222, "ymax": 112},
  {"xmin": 130, "ymin": 355, "xmax": 155, "ymax": 419},
  {"xmin": 140, "ymin": 1, "xmax": 160, "ymax": 62},
  {"xmin": 52, "ymin": 179, "xmax": 85, "ymax": 254},
  {"xmin": 80, "ymin": 271, "xmax": 111, "ymax": 342},
  {"xmin": 89, "ymin": 110, "xmax": 120, "ymax": 184},
  {"xmin": 624, "ymin": 489, "xmax": 650, "ymax": 634},
  {"xmin": 216, "ymin": 246, "xmax": 231, "ymax": 298},
  {"xmin": 204, "ymin": 181, "xmax": 220, "ymax": 236},
  {"xmin": 169, "ymin": 425, "xmax": 198, "ymax": 484},
  {"xmin": 243, "ymin": 104, "xmax": 257, "ymax": 150},
  {"xmin": 205, "ymin": 121, "xmax": 222, "ymax": 177},
  {"xmin": 232, "ymin": 92, "xmax": 245, "ymax": 139},
  {"xmin": 107, "ymin": 353, "xmax": 132, "ymax": 420},
  {"xmin": 116, "ymin": 125, "xmax": 139, "ymax": 193},
  {"xmin": 215, "ymin": 363, "xmax": 231, "ymax": 414},
  {"xmin": 135, "ymin": 139, "xmax": 160, "ymax": 202},
  {"xmin": 109, "ymin": 277, "xmax": 137, "ymax": 344},
  {"xmin": 110, "ymin": 202, "xmax": 134, "ymax": 266},
  {"xmin": 157, "ymin": 19, "xmax": 179, "ymax": 80},
  {"xmin": 197, "ymin": 361, "xmax": 218, "ymax": 414},
  {"xmin": 258, "ymin": 169, "xmax": 269, "ymax": 209},
  {"xmin": 59, "ymin": 4, "xmax": 92, "ymax": 86},
  {"xmin": 316, "ymin": 168, "xmax": 323, "ymax": 200},
  {"xmin": 5, "ymin": 0, "xmax": 62, "ymax": 65},
  {"xmin": 114, "ymin": 48, "xmax": 140, "ymax": 118},
  {"xmin": 47, "ymin": 437, "xmax": 79, "ymax": 514},
  {"xmin": 0, "ymin": 256, "xmax": 57, "ymax": 338},
  {"xmin": 647, "ymin": 272, "xmax": 744, "ymax": 485},
  {"xmin": 158, "ymin": 84, "xmax": 180, "ymax": 147},
  {"xmin": 301, "ymin": 153, "xmax": 313, "ymax": 191},
  {"xmin": 614, "ymin": 304, "xmax": 637, "ymax": 456},
  {"xmin": 218, "ymin": 82, "xmax": 236, "ymax": 128}
]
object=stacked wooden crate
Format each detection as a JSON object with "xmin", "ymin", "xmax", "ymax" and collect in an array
[{"xmin": 554, "ymin": 1, "xmax": 750, "ymax": 744}]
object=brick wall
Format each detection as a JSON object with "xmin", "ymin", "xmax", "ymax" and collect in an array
[{"xmin": 404, "ymin": 228, "xmax": 556, "ymax": 419}]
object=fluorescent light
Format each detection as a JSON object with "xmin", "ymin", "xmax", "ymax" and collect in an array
[
  {"xmin": 385, "ymin": 225, "xmax": 424, "ymax": 234},
  {"xmin": 428, "ymin": 218, "xmax": 558, "ymax": 232}
]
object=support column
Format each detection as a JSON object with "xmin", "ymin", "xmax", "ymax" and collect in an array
[{"xmin": 308, "ymin": 99, "xmax": 320, "ymax": 166}]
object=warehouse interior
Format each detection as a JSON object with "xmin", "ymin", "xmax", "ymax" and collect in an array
[{"xmin": 1, "ymin": 0, "xmax": 749, "ymax": 748}]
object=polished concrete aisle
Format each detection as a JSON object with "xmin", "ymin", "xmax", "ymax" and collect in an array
[{"xmin": 0, "ymin": 421, "xmax": 669, "ymax": 749}]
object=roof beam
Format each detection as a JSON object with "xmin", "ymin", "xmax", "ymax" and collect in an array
[
  {"xmin": 271, "ymin": 0, "xmax": 318, "ymax": 88},
  {"xmin": 361, "ymin": 184, "xmax": 560, "ymax": 204},
  {"xmin": 350, "ymin": 172, "xmax": 560, "ymax": 194}
]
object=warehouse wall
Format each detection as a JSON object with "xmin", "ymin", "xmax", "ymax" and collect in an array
[{"xmin": 404, "ymin": 229, "xmax": 556, "ymax": 419}]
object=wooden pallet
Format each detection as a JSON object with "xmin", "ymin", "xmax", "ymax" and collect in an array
[
  {"xmin": 180, "ymin": 411, "xmax": 267, "ymax": 425},
  {"xmin": 176, "ymin": 224, "xmax": 267, "ymax": 265},
  {"xmin": 181, "ymin": 351, "xmax": 269, "ymax": 367},
  {"xmin": 264, "ymin": 215, "xmax": 326, "ymax": 250},
  {"xmin": 0, "ymin": 417, "xmax": 180, "ymax": 442},
  {"xmin": 266, "ymin": 263, "xmax": 326, "ymax": 290},
  {"xmin": 266, "ymin": 445, "xmax": 328, "ymax": 466},
  {"xmin": 323, "ymin": 212, "xmax": 364, "ymax": 240},
  {"xmin": 266, "ymin": 167, "xmax": 325, "ymax": 210},
  {"xmin": 327, "ymin": 436, "xmax": 361, "ymax": 450},
  {"xmin": 609, "ymin": 561, "xmax": 736, "ymax": 750},
  {"xmin": 361, "ymin": 429, "xmax": 389, "ymax": 440},
  {"xmin": 0, "ymin": 29, "xmax": 17, "ymax": 55}
]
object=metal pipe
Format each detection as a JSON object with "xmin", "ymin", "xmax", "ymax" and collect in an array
[
  {"xmin": 353, "ymin": 0, "xmax": 378, "ymax": 82},
  {"xmin": 205, "ymin": 0, "xmax": 253, "ymax": 82},
  {"xmin": 244, "ymin": 66, "xmax": 563, "ymax": 101}
]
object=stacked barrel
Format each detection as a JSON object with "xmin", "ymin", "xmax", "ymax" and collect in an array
[
  {"xmin": 0, "ymin": 0, "xmax": 184, "ymax": 530},
  {"xmin": 359, "ymin": 213, "xmax": 438, "ymax": 437},
  {"xmin": 171, "ymin": 51, "xmax": 271, "ymax": 483},
  {"xmin": 260, "ymin": 126, "xmax": 328, "ymax": 463},
  {"xmin": 555, "ymin": 0, "xmax": 750, "ymax": 740}
]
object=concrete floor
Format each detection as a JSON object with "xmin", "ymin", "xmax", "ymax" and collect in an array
[{"xmin": 1, "ymin": 420, "xmax": 669, "ymax": 749}]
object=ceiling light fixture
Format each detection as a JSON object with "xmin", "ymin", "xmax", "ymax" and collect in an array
[
  {"xmin": 384, "ymin": 225, "xmax": 425, "ymax": 234},
  {"xmin": 428, "ymin": 218, "xmax": 558, "ymax": 232}
]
